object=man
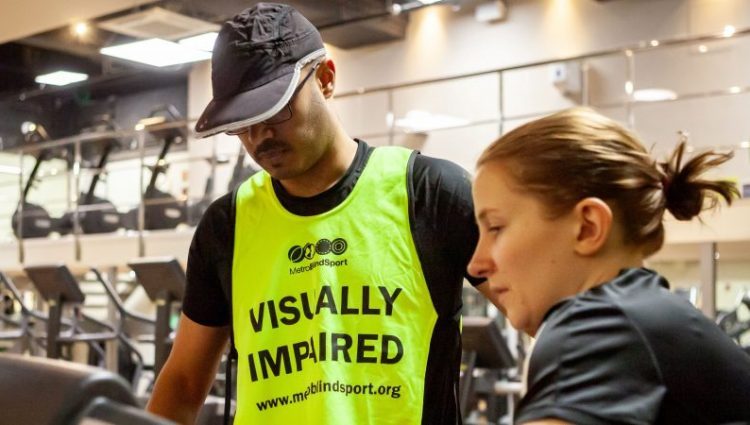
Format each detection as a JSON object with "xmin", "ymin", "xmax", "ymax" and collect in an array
[{"xmin": 147, "ymin": 3, "xmax": 494, "ymax": 424}]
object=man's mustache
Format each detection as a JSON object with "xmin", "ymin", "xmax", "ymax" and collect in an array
[{"xmin": 255, "ymin": 140, "xmax": 288, "ymax": 156}]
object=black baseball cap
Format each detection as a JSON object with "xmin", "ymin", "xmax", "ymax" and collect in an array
[{"xmin": 194, "ymin": 3, "xmax": 326, "ymax": 138}]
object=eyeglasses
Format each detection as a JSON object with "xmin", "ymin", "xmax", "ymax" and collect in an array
[{"xmin": 226, "ymin": 62, "xmax": 321, "ymax": 136}]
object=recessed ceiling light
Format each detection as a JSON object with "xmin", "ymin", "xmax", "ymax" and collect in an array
[
  {"xmin": 35, "ymin": 70, "xmax": 89, "ymax": 86},
  {"xmin": 101, "ymin": 38, "xmax": 211, "ymax": 67},
  {"xmin": 723, "ymin": 25, "xmax": 736, "ymax": 37},
  {"xmin": 178, "ymin": 32, "xmax": 218, "ymax": 52},
  {"xmin": 74, "ymin": 22, "xmax": 89, "ymax": 36}
]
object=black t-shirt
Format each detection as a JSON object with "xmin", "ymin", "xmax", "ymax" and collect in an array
[
  {"xmin": 184, "ymin": 139, "xmax": 483, "ymax": 424},
  {"xmin": 516, "ymin": 268, "xmax": 750, "ymax": 425}
]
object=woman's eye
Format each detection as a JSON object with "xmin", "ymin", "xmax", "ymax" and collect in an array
[{"xmin": 487, "ymin": 226, "xmax": 503, "ymax": 234}]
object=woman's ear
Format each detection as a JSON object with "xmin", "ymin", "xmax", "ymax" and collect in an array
[
  {"xmin": 572, "ymin": 197, "xmax": 613, "ymax": 256},
  {"xmin": 317, "ymin": 59, "xmax": 336, "ymax": 99}
]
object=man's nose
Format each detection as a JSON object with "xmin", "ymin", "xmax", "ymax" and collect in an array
[{"xmin": 247, "ymin": 122, "xmax": 274, "ymax": 142}]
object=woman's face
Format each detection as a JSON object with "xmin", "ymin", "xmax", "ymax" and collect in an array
[{"xmin": 467, "ymin": 161, "xmax": 583, "ymax": 336}]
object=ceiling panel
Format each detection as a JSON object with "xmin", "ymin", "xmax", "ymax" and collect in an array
[{"xmin": 0, "ymin": 0, "xmax": 156, "ymax": 44}]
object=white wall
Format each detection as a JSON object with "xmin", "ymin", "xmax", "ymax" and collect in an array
[
  {"xmin": 185, "ymin": 0, "xmax": 750, "ymax": 176},
  {"xmin": 328, "ymin": 0, "xmax": 750, "ymax": 93}
]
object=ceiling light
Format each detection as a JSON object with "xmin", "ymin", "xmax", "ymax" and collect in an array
[
  {"xmin": 632, "ymin": 88, "xmax": 678, "ymax": 102},
  {"xmin": 74, "ymin": 22, "xmax": 89, "ymax": 36},
  {"xmin": 624, "ymin": 81, "xmax": 634, "ymax": 95},
  {"xmin": 723, "ymin": 25, "xmax": 736, "ymax": 37},
  {"xmin": 35, "ymin": 70, "xmax": 89, "ymax": 86},
  {"xmin": 698, "ymin": 44, "xmax": 708, "ymax": 53},
  {"xmin": 729, "ymin": 86, "xmax": 742, "ymax": 94},
  {"xmin": 417, "ymin": 0, "xmax": 443, "ymax": 4},
  {"xmin": 101, "ymin": 38, "xmax": 211, "ymax": 67},
  {"xmin": 739, "ymin": 141, "xmax": 750, "ymax": 149},
  {"xmin": 178, "ymin": 32, "xmax": 218, "ymax": 52},
  {"xmin": 649, "ymin": 40, "xmax": 659, "ymax": 47}
]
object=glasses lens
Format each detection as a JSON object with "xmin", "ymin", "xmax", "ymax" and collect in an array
[
  {"xmin": 263, "ymin": 104, "xmax": 293, "ymax": 125},
  {"xmin": 225, "ymin": 62, "xmax": 321, "ymax": 133}
]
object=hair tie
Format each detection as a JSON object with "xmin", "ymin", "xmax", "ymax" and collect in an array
[{"xmin": 661, "ymin": 176, "xmax": 671, "ymax": 193}]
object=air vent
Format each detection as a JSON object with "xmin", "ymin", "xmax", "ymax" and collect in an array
[
  {"xmin": 98, "ymin": 7, "xmax": 220, "ymax": 41},
  {"xmin": 321, "ymin": 14, "xmax": 409, "ymax": 49}
]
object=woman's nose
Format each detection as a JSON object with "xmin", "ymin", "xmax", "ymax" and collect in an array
[{"xmin": 467, "ymin": 239, "xmax": 494, "ymax": 279}]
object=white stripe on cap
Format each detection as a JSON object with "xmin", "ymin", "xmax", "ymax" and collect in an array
[{"xmin": 196, "ymin": 48, "xmax": 327, "ymax": 138}]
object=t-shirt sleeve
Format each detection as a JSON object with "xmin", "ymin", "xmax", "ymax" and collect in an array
[
  {"xmin": 411, "ymin": 154, "xmax": 485, "ymax": 287},
  {"xmin": 516, "ymin": 300, "xmax": 665, "ymax": 425},
  {"xmin": 182, "ymin": 193, "xmax": 233, "ymax": 327}
]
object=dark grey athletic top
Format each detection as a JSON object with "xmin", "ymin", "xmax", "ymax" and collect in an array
[{"xmin": 516, "ymin": 268, "xmax": 750, "ymax": 425}]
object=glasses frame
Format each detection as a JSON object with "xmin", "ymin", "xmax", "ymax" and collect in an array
[{"xmin": 225, "ymin": 62, "xmax": 322, "ymax": 136}]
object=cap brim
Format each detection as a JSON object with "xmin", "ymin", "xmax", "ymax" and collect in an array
[{"xmin": 194, "ymin": 70, "xmax": 297, "ymax": 138}]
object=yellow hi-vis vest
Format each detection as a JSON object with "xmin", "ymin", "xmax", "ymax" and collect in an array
[{"xmin": 232, "ymin": 146, "xmax": 437, "ymax": 424}]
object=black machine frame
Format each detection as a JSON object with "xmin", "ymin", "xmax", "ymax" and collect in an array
[{"xmin": 127, "ymin": 257, "xmax": 185, "ymax": 376}]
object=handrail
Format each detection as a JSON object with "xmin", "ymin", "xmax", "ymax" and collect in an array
[{"xmin": 335, "ymin": 26, "xmax": 750, "ymax": 98}]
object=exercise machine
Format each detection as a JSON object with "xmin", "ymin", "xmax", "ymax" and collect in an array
[
  {"xmin": 123, "ymin": 105, "xmax": 187, "ymax": 231},
  {"xmin": 24, "ymin": 264, "xmax": 114, "ymax": 360},
  {"xmin": 460, "ymin": 316, "xmax": 517, "ymax": 424},
  {"xmin": 22, "ymin": 263, "xmax": 147, "ymax": 384},
  {"xmin": 0, "ymin": 271, "xmax": 60, "ymax": 355},
  {"xmin": 717, "ymin": 290, "xmax": 750, "ymax": 354},
  {"xmin": 0, "ymin": 353, "xmax": 173, "ymax": 424},
  {"xmin": 58, "ymin": 117, "xmax": 124, "ymax": 235},
  {"xmin": 127, "ymin": 257, "xmax": 185, "ymax": 376},
  {"xmin": 11, "ymin": 122, "xmax": 57, "ymax": 238}
]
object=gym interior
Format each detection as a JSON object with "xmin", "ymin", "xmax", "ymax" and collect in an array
[{"xmin": 1, "ymin": 1, "xmax": 749, "ymax": 424}]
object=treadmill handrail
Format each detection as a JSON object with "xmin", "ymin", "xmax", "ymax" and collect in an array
[
  {"xmin": 90, "ymin": 268, "xmax": 156, "ymax": 325},
  {"xmin": 0, "ymin": 272, "xmax": 52, "ymax": 322}
]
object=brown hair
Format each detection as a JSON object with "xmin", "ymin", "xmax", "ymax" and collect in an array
[{"xmin": 478, "ymin": 107, "xmax": 739, "ymax": 256}]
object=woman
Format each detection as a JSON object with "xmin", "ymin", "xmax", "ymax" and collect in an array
[{"xmin": 468, "ymin": 107, "xmax": 750, "ymax": 424}]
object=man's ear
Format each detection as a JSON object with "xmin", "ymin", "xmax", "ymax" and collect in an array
[
  {"xmin": 317, "ymin": 59, "xmax": 336, "ymax": 99},
  {"xmin": 572, "ymin": 197, "xmax": 613, "ymax": 256}
]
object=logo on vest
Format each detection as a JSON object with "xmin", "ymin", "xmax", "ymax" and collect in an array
[
  {"xmin": 288, "ymin": 238, "xmax": 349, "ymax": 275},
  {"xmin": 288, "ymin": 238, "xmax": 348, "ymax": 263}
]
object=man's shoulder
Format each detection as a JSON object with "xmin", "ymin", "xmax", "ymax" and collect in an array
[
  {"xmin": 411, "ymin": 152, "xmax": 472, "ymax": 182},
  {"xmin": 204, "ymin": 191, "xmax": 234, "ymax": 220},
  {"xmin": 193, "ymin": 191, "xmax": 235, "ymax": 242}
]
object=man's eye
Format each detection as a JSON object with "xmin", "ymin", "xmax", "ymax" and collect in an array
[{"xmin": 487, "ymin": 226, "xmax": 503, "ymax": 234}]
